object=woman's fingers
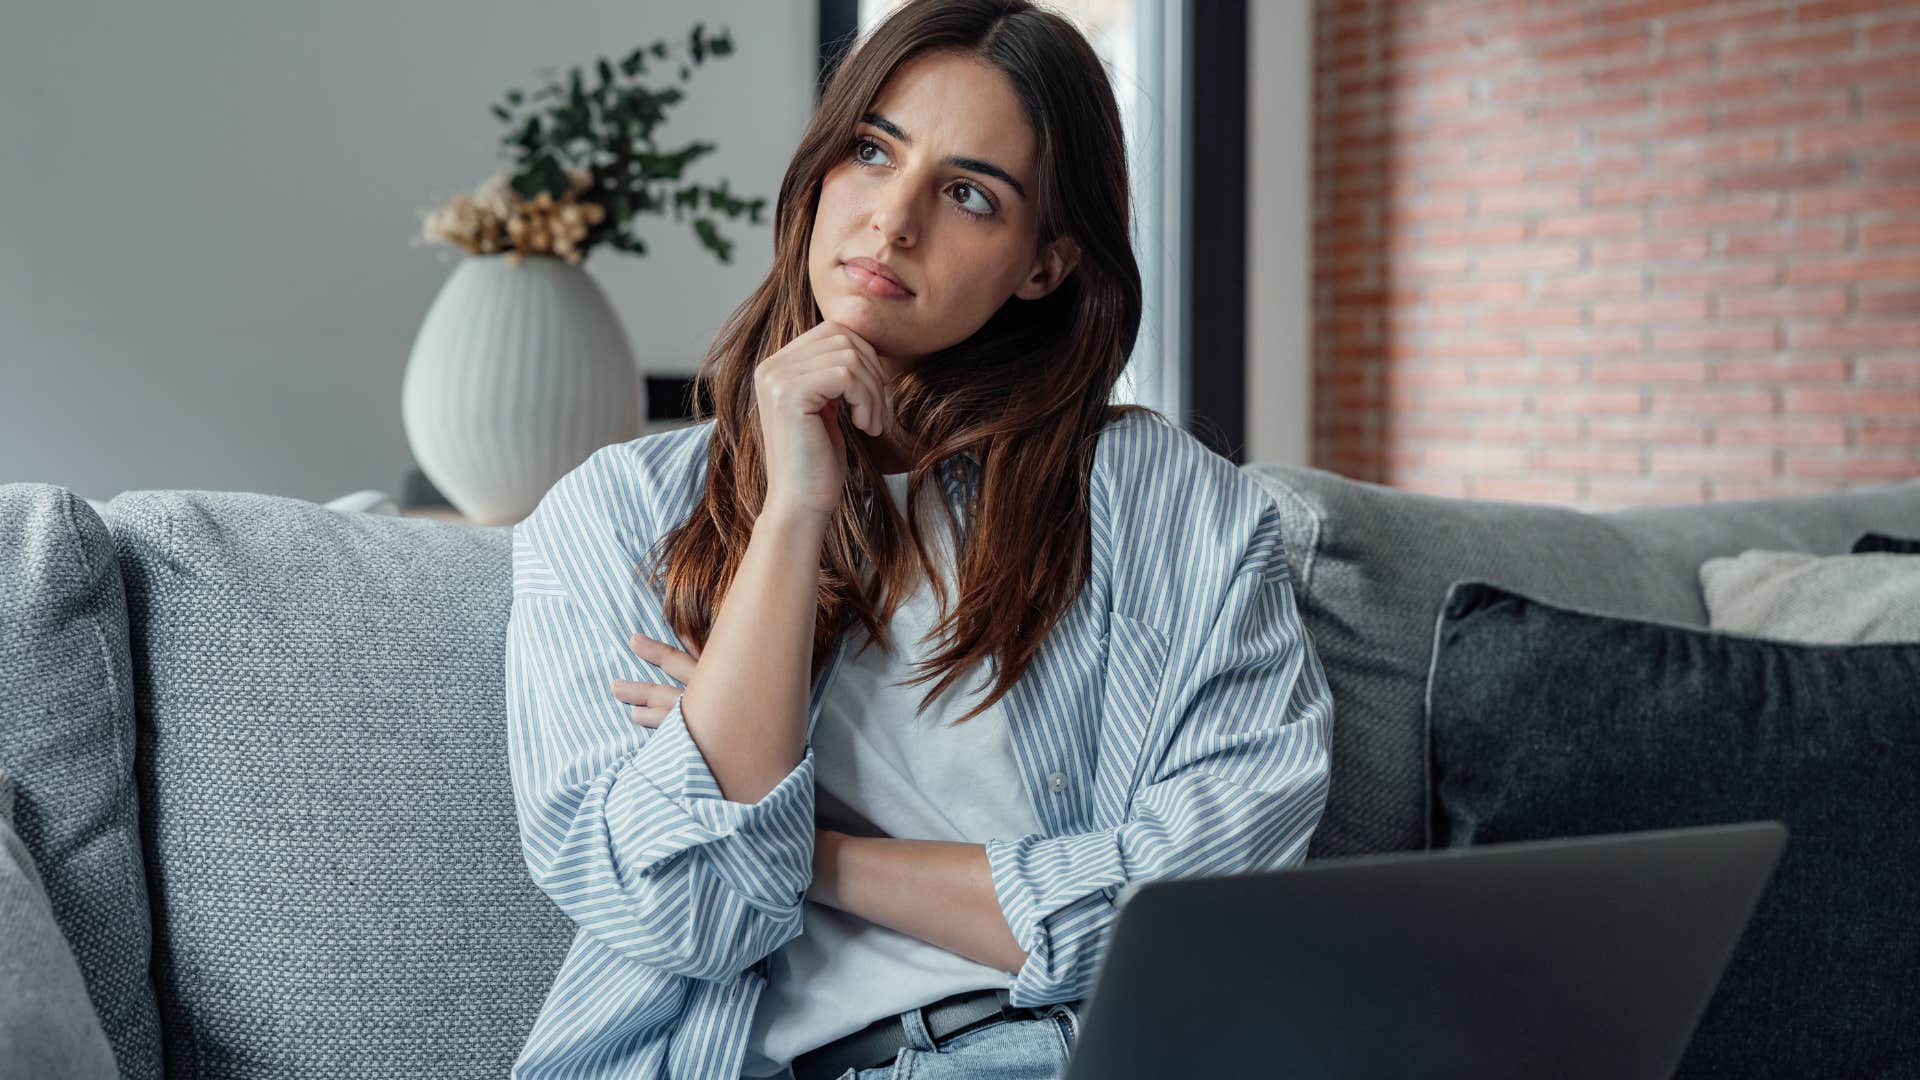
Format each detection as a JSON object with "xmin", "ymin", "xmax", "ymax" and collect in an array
[
  {"xmin": 609, "ymin": 676, "xmax": 680, "ymax": 728},
  {"xmin": 834, "ymin": 329, "xmax": 896, "ymax": 436},
  {"xmin": 832, "ymin": 328, "xmax": 886, "ymax": 401},
  {"xmin": 790, "ymin": 345, "xmax": 887, "ymax": 437},
  {"xmin": 611, "ymin": 632, "xmax": 702, "ymax": 729},
  {"xmin": 801, "ymin": 326, "xmax": 892, "ymax": 437},
  {"xmin": 627, "ymin": 631, "xmax": 698, "ymax": 682}
]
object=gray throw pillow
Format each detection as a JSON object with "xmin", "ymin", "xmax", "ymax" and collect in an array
[
  {"xmin": 0, "ymin": 483, "xmax": 164, "ymax": 1077},
  {"xmin": 1701, "ymin": 550, "xmax": 1920, "ymax": 644},
  {"xmin": 1427, "ymin": 581, "xmax": 1920, "ymax": 1078},
  {"xmin": 0, "ymin": 768, "xmax": 119, "ymax": 1079}
]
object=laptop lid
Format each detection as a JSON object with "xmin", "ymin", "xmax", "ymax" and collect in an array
[{"xmin": 1062, "ymin": 821, "xmax": 1787, "ymax": 1080}]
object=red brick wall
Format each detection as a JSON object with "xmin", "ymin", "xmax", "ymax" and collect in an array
[{"xmin": 1312, "ymin": 0, "xmax": 1920, "ymax": 506}]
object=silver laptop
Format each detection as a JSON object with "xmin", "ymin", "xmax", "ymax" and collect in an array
[{"xmin": 1062, "ymin": 821, "xmax": 1787, "ymax": 1080}]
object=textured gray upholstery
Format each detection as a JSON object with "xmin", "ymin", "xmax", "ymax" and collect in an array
[
  {"xmin": 0, "ymin": 765, "xmax": 120, "ymax": 1079},
  {"xmin": 0, "ymin": 483, "xmax": 163, "ymax": 1078},
  {"xmin": 100, "ymin": 489, "xmax": 569, "ymax": 1078},
  {"xmin": 1700, "ymin": 549, "xmax": 1920, "ymax": 644},
  {"xmin": 10, "ymin": 463, "xmax": 1920, "ymax": 1074},
  {"xmin": 1242, "ymin": 466, "xmax": 1920, "ymax": 858}
]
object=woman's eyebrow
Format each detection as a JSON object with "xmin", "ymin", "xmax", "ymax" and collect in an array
[{"xmin": 860, "ymin": 111, "xmax": 1028, "ymax": 201}]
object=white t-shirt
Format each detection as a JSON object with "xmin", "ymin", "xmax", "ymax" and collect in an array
[{"xmin": 739, "ymin": 469, "xmax": 1041, "ymax": 1077}]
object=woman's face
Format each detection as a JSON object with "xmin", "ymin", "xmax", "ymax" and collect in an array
[{"xmin": 808, "ymin": 50, "xmax": 1079, "ymax": 375}]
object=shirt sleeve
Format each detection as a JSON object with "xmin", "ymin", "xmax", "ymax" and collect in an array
[
  {"xmin": 982, "ymin": 522, "xmax": 1335, "ymax": 1006},
  {"xmin": 503, "ymin": 471, "xmax": 815, "ymax": 984}
]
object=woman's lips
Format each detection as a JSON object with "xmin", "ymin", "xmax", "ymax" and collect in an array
[{"xmin": 842, "ymin": 261, "xmax": 913, "ymax": 300}]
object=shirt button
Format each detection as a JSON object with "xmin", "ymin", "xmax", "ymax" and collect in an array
[{"xmin": 1046, "ymin": 771, "xmax": 1068, "ymax": 793}]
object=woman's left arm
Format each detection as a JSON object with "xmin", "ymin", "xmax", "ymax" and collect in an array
[
  {"xmin": 807, "ymin": 830, "xmax": 1029, "ymax": 975},
  {"xmin": 979, "ymin": 523, "xmax": 1335, "ymax": 1007},
  {"xmin": 611, "ymin": 639, "xmax": 1030, "ymax": 975}
]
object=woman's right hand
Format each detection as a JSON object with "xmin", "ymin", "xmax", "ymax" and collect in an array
[{"xmin": 754, "ymin": 320, "xmax": 897, "ymax": 521}]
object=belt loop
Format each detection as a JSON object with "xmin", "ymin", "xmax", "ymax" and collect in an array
[
  {"xmin": 994, "ymin": 987, "xmax": 1017, "ymax": 1019},
  {"xmin": 902, "ymin": 1001, "xmax": 937, "ymax": 1052}
]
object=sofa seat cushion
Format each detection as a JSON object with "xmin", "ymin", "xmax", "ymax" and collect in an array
[
  {"xmin": 0, "ymin": 482, "xmax": 164, "ymax": 1078},
  {"xmin": 102, "ymin": 489, "xmax": 570, "ymax": 1078}
]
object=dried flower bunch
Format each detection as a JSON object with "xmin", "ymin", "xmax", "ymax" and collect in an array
[
  {"xmin": 413, "ymin": 23, "xmax": 769, "ymax": 268},
  {"xmin": 417, "ymin": 167, "xmax": 609, "ymax": 265}
]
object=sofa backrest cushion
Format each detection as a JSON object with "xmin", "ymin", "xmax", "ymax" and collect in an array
[
  {"xmin": 1242, "ymin": 466, "xmax": 1920, "ymax": 858},
  {"xmin": 102, "ymin": 490, "xmax": 569, "ymax": 1077},
  {"xmin": 0, "ymin": 482, "xmax": 164, "ymax": 1078}
]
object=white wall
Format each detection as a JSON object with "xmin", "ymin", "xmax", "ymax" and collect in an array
[
  {"xmin": 0, "ymin": 0, "xmax": 816, "ymax": 504},
  {"xmin": 1246, "ymin": 0, "xmax": 1314, "ymax": 467}
]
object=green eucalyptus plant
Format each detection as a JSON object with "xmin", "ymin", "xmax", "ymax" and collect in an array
[{"xmin": 419, "ymin": 23, "xmax": 769, "ymax": 266}]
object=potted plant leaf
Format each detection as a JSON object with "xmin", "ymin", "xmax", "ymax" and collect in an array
[{"xmin": 403, "ymin": 23, "xmax": 768, "ymax": 525}]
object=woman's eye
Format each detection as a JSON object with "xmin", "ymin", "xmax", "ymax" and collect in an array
[
  {"xmin": 952, "ymin": 181, "xmax": 995, "ymax": 217},
  {"xmin": 852, "ymin": 136, "xmax": 890, "ymax": 168}
]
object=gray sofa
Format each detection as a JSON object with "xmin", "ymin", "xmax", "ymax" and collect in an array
[{"xmin": 3, "ymin": 463, "xmax": 1917, "ymax": 1078}]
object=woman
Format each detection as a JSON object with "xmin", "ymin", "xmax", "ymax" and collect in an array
[{"xmin": 503, "ymin": 1, "xmax": 1334, "ymax": 1077}]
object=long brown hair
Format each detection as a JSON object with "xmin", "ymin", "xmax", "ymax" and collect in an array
[{"xmin": 645, "ymin": 0, "xmax": 1158, "ymax": 724}]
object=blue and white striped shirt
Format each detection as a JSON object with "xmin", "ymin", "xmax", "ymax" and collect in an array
[{"xmin": 504, "ymin": 410, "xmax": 1334, "ymax": 1079}]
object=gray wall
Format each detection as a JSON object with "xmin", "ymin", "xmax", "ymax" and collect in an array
[{"xmin": 0, "ymin": 0, "xmax": 816, "ymax": 504}]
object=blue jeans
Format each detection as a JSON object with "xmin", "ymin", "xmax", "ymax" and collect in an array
[{"xmin": 784, "ymin": 1000, "xmax": 1082, "ymax": 1080}]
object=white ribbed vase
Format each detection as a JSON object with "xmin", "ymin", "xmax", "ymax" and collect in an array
[{"xmin": 402, "ymin": 254, "xmax": 641, "ymax": 525}]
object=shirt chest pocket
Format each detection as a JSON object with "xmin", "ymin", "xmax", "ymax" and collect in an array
[{"xmin": 1094, "ymin": 609, "xmax": 1172, "ymax": 825}]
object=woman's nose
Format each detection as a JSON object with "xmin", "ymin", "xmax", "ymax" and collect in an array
[{"xmin": 869, "ymin": 190, "xmax": 918, "ymax": 246}]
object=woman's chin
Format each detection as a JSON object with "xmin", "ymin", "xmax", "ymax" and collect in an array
[{"xmin": 822, "ymin": 300, "xmax": 901, "ymax": 350}]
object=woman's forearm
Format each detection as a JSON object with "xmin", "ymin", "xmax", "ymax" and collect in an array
[
  {"xmin": 674, "ymin": 507, "xmax": 829, "ymax": 804},
  {"xmin": 812, "ymin": 830, "xmax": 1030, "ymax": 975}
]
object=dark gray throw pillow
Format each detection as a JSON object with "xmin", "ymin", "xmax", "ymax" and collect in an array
[
  {"xmin": 1853, "ymin": 532, "xmax": 1920, "ymax": 554},
  {"xmin": 1426, "ymin": 582, "xmax": 1919, "ymax": 1079}
]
